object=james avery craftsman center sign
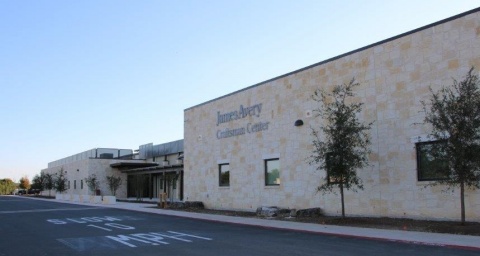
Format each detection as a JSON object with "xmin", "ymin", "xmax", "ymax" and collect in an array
[{"xmin": 216, "ymin": 103, "xmax": 269, "ymax": 139}]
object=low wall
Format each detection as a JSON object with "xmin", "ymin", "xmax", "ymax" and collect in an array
[{"xmin": 55, "ymin": 194, "xmax": 116, "ymax": 204}]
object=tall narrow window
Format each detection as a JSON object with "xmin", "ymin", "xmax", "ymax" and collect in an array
[
  {"xmin": 74, "ymin": 180, "xmax": 76, "ymax": 189},
  {"xmin": 81, "ymin": 180, "xmax": 83, "ymax": 189},
  {"xmin": 172, "ymin": 176, "xmax": 177, "ymax": 189},
  {"xmin": 219, "ymin": 164, "xmax": 230, "ymax": 187},
  {"xmin": 416, "ymin": 141, "xmax": 449, "ymax": 181},
  {"xmin": 265, "ymin": 159, "xmax": 280, "ymax": 186}
]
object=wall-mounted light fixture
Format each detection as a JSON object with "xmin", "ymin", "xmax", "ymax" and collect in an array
[{"xmin": 294, "ymin": 119, "xmax": 304, "ymax": 127}]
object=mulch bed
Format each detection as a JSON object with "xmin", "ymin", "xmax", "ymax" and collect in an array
[{"xmin": 165, "ymin": 207, "xmax": 480, "ymax": 236}]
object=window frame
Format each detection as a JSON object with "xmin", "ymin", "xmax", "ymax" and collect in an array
[
  {"xmin": 416, "ymin": 140, "xmax": 449, "ymax": 181},
  {"xmin": 219, "ymin": 163, "xmax": 230, "ymax": 187},
  {"xmin": 264, "ymin": 158, "xmax": 280, "ymax": 186}
]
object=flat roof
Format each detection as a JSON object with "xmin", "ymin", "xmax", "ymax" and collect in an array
[{"xmin": 185, "ymin": 7, "xmax": 480, "ymax": 111}]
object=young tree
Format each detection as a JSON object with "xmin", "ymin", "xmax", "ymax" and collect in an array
[
  {"xmin": 19, "ymin": 175, "xmax": 31, "ymax": 191},
  {"xmin": 54, "ymin": 168, "xmax": 69, "ymax": 194},
  {"xmin": 31, "ymin": 173, "xmax": 46, "ymax": 193},
  {"xmin": 85, "ymin": 174, "xmax": 100, "ymax": 196},
  {"xmin": 420, "ymin": 67, "xmax": 480, "ymax": 225},
  {"xmin": 310, "ymin": 78, "xmax": 373, "ymax": 218},
  {"xmin": 43, "ymin": 173, "xmax": 54, "ymax": 197},
  {"xmin": 106, "ymin": 175, "xmax": 122, "ymax": 196}
]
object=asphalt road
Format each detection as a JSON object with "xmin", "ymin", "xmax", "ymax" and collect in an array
[{"xmin": 0, "ymin": 196, "xmax": 478, "ymax": 256}]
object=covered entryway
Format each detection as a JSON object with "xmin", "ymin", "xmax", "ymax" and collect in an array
[
  {"xmin": 110, "ymin": 160, "xmax": 183, "ymax": 202},
  {"xmin": 125, "ymin": 169, "xmax": 183, "ymax": 201},
  {"xmin": 110, "ymin": 139, "xmax": 184, "ymax": 202}
]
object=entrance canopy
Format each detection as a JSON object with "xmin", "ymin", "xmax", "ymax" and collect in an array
[
  {"xmin": 110, "ymin": 161, "xmax": 159, "ymax": 170},
  {"xmin": 117, "ymin": 164, "xmax": 183, "ymax": 175}
]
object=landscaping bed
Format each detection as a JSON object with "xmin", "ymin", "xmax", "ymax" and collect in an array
[{"xmin": 164, "ymin": 207, "xmax": 480, "ymax": 236}]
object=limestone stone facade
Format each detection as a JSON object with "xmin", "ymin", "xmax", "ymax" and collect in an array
[
  {"xmin": 42, "ymin": 158, "xmax": 129, "ymax": 198},
  {"xmin": 184, "ymin": 9, "xmax": 480, "ymax": 221},
  {"xmin": 42, "ymin": 141, "xmax": 184, "ymax": 200}
]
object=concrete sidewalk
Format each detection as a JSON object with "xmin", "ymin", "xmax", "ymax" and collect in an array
[{"xmin": 25, "ymin": 197, "xmax": 480, "ymax": 251}]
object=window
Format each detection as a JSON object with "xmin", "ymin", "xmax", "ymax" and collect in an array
[
  {"xmin": 416, "ymin": 141, "xmax": 449, "ymax": 181},
  {"xmin": 81, "ymin": 180, "xmax": 83, "ymax": 189},
  {"xmin": 74, "ymin": 180, "xmax": 76, "ymax": 189},
  {"xmin": 265, "ymin": 159, "xmax": 280, "ymax": 186},
  {"xmin": 219, "ymin": 164, "xmax": 230, "ymax": 187},
  {"xmin": 172, "ymin": 176, "xmax": 177, "ymax": 189}
]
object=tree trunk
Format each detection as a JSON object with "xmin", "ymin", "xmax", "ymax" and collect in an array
[
  {"xmin": 340, "ymin": 182, "xmax": 345, "ymax": 218},
  {"xmin": 460, "ymin": 181, "xmax": 465, "ymax": 225}
]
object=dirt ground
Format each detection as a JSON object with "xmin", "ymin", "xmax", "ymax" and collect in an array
[{"xmin": 168, "ymin": 207, "xmax": 480, "ymax": 236}]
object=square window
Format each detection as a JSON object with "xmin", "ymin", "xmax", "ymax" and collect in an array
[
  {"xmin": 219, "ymin": 164, "xmax": 230, "ymax": 187},
  {"xmin": 416, "ymin": 141, "xmax": 449, "ymax": 181},
  {"xmin": 265, "ymin": 159, "xmax": 280, "ymax": 186}
]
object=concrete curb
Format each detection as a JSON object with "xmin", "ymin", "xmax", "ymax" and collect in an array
[{"xmin": 23, "ymin": 196, "xmax": 480, "ymax": 251}]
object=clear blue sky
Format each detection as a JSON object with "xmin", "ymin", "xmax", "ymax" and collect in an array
[{"xmin": 1, "ymin": 1, "xmax": 479, "ymax": 182}]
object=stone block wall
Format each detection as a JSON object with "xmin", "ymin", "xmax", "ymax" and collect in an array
[
  {"xmin": 41, "ymin": 159, "xmax": 128, "ymax": 198},
  {"xmin": 184, "ymin": 10, "xmax": 480, "ymax": 221}
]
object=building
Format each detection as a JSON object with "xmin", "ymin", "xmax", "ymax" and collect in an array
[
  {"xmin": 112, "ymin": 140, "xmax": 184, "ymax": 201},
  {"xmin": 183, "ymin": 8, "xmax": 480, "ymax": 220},
  {"xmin": 42, "ymin": 140, "xmax": 184, "ymax": 201},
  {"xmin": 42, "ymin": 148, "xmax": 133, "ymax": 197}
]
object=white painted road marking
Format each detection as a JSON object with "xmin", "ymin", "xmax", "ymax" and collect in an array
[
  {"xmin": 167, "ymin": 231, "xmax": 213, "ymax": 241},
  {"xmin": 105, "ymin": 234, "xmax": 161, "ymax": 247},
  {"xmin": 104, "ymin": 223, "xmax": 135, "ymax": 230},
  {"xmin": 0, "ymin": 207, "xmax": 101, "ymax": 214},
  {"xmin": 58, "ymin": 231, "xmax": 213, "ymax": 251},
  {"xmin": 87, "ymin": 225, "xmax": 112, "ymax": 231},
  {"xmin": 49, "ymin": 215, "xmax": 213, "ymax": 251},
  {"xmin": 47, "ymin": 215, "xmax": 143, "ymax": 225},
  {"xmin": 87, "ymin": 222, "xmax": 135, "ymax": 231}
]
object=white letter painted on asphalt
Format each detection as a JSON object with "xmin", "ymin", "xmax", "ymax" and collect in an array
[
  {"xmin": 167, "ymin": 231, "xmax": 212, "ymax": 240},
  {"xmin": 105, "ymin": 235, "xmax": 154, "ymax": 248},
  {"xmin": 47, "ymin": 219, "xmax": 67, "ymax": 225},
  {"xmin": 130, "ymin": 233, "xmax": 169, "ymax": 245}
]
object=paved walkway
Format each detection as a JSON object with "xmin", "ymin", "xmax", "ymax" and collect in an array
[{"xmin": 25, "ymin": 197, "xmax": 480, "ymax": 251}]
